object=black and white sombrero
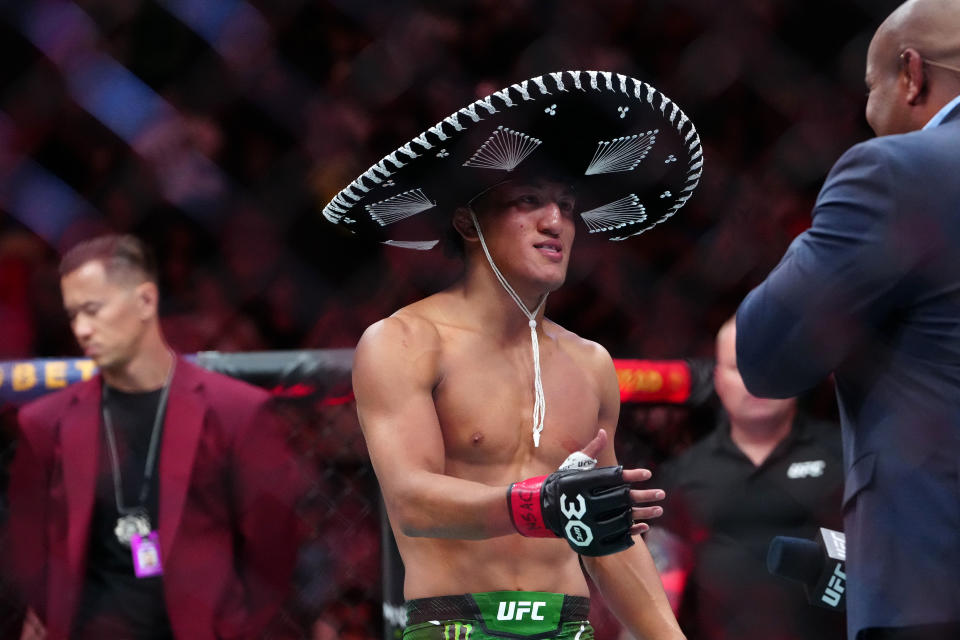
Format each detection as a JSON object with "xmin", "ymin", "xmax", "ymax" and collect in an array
[{"xmin": 322, "ymin": 70, "xmax": 702, "ymax": 249}]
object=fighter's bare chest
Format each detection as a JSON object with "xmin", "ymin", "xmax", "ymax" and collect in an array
[{"xmin": 431, "ymin": 337, "xmax": 601, "ymax": 461}]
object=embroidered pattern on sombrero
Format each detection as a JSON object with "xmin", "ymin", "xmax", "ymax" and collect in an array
[
  {"xmin": 585, "ymin": 131, "xmax": 658, "ymax": 175},
  {"xmin": 365, "ymin": 189, "xmax": 436, "ymax": 227},
  {"xmin": 462, "ymin": 126, "xmax": 542, "ymax": 172},
  {"xmin": 323, "ymin": 70, "xmax": 702, "ymax": 246},
  {"xmin": 580, "ymin": 195, "xmax": 648, "ymax": 232}
]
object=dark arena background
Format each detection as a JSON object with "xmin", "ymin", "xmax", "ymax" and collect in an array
[{"xmin": 0, "ymin": 0, "xmax": 903, "ymax": 638}]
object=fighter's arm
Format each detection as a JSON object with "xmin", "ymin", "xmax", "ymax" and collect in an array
[
  {"xmin": 580, "ymin": 348, "xmax": 686, "ymax": 640},
  {"xmin": 736, "ymin": 141, "xmax": 907, "ymax": 398},
  {"xmin": 353, "ymin": 314, "xmax": 516, "ymax": 539}
]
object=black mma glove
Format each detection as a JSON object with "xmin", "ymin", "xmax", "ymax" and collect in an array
[{"xmin": 507, "ymin": 466, "xmax": 635, "ymax": 556}]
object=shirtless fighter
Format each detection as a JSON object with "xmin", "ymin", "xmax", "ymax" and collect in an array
[{"xmin": 323, "ymin": 71, "xmax": 703, "ymax": 639}]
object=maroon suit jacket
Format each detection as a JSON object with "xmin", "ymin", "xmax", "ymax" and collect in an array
[{"xmin": 5, "ymin": 358, "xmax": 305, "ymax": 640}]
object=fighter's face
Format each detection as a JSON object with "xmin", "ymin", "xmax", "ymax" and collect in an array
[
  {"xmin": 472, "ymin": 179, "xmax": 577, "ymax": 293},
  {"xmin": 61, "ymin": 260, "xmax": 151, "ymax": 371}
]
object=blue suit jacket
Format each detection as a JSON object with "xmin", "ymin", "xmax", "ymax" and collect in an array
[{"xmin": 736, "ymin": 102, "xmax": 960, "ymax": 639}]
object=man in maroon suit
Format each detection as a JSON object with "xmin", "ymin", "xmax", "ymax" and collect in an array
[{"xmin": 5, "ymin": 234, "xmax": 305, "ymax": 639}]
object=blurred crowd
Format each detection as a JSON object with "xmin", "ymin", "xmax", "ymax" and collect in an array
[
  {"xmin": 0, "ymin": 0, "xmax": 904, "ymax": 637},
  {"xmin": 0, "ymin": 0, "xmax": 899, "ymax": 362}
]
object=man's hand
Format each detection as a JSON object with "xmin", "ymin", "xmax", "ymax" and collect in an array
[
  {"xmin": 508, "ymin": 429, "xmax": 666, "ymax": 556},
  {"xmin": 576, "ymin": 428, "xmax": 665, "ymax": 534}
]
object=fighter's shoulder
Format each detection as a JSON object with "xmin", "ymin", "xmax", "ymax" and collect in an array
[
  {"xmin": 354, "ymin": 303, "xmax": 443, "ymax": 382},
  {"xmin": 359, "ymin": 305, "xmax": 442, "ymax": 352},
  {"xmin": 550, "ymin": 321, "xmax": 616, "ymax": 376}
]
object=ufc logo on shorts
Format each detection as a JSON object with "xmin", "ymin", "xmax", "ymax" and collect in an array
[{"xmin": 497, "ymin": 601, "xmax": 546, "ymax": 621}]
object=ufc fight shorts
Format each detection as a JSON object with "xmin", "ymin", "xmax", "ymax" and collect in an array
[{"xmin": 403, "ymin": 591, "xmax": 593, "ymax": 639}]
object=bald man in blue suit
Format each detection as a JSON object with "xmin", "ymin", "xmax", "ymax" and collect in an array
[{"xmin": 735, "ymin": 1, "xmax": 960, "ymax": 639}]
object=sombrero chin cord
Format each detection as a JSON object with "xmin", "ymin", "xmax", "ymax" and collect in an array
[{"xmin": 469, "ymin": 208, "xmax": 547, "ymax": 447}]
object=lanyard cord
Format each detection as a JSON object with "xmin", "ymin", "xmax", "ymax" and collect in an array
[
  {"xmin": 469, "ymin": 208, "xmax": 548, "ymax": 447},
  {"xmin": 101, "ymin": 357, "xmax": 176, "ymax": 514}
]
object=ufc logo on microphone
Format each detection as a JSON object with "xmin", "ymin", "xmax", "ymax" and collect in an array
[
  {"xmin": 497, "ymin": 601, "xmax": 546, "ymax": 621},
  {"xmin": 821, "ymin": 562, "xmax": 846, "ymax": 608}
]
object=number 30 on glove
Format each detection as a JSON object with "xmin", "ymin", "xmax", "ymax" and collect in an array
[{"xmin": 507, "ymin": 466, "xmax": 635, "ymax": 556}]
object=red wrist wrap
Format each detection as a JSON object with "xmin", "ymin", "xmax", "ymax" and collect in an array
[{"xmin": 508, "ymin": 475, "xmax": 554, "ymax": 537}]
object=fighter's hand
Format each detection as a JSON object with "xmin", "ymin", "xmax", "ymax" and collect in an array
[
  {"xmin": 559, "ymin": 428, "xmax": 665, "ymax": 534},
  {"xmin": 623, "ymin": 466, "xmax": 664, "ymax": 535},
  {"xmin": 577, "ymin": 427, "xmax": 609, "ymax": 460},
  {"xmin": 507, "ymin": 428, "xmax": 666, "ymax": 556}
]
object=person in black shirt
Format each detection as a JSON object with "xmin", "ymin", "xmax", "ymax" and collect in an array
[
  {"xmin": 646, "ymin": 318, "xmax": 845, "ymax": 640},
  {"xmin": 5, "ymin": 234, "xmax": 306, "ymax": 640},
  {"xmin": 72, "ymin": 385, "xmax": 174, "ymax": 640}
]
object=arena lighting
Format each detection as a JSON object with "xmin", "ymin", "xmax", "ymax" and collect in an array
[
  {"xmin": 6, "ymin": 0, "xmax": 228, "ymax": 223},
  {"xmin": 0, "ymin": 152, "xmax": 100, "ymax": 246},
  {"xmin": 0, "ymin": 110, "xmax": 102, "ymax": 245},
  {"xmin": 0, "ymin": 351, "xmax": 712, "ymax": 407},
  {"xmin": 156, "ymin": 0, "xmax": 329, "ymax": 134},
  {"xmin": 616, "ymin": 359, "xmax": 695, "ymax": 404}
]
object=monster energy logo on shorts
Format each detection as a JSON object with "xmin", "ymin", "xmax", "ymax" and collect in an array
[
  {"xmin": 441, "ymin": 621, "xmax": 474, "ymax": 639},
  {"xmin": 470, "ymin": 591, "xmax": 565, "ymax": 636}
]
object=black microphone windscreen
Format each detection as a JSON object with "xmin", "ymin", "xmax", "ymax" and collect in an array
[{"xmin": 767, "ymin": 536, "xmax": 822, "ymax": 586}]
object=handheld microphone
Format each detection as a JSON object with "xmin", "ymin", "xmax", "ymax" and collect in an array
[{"xmin": 767, "ymin": 527, "xmax": 846, "ymax": 610}]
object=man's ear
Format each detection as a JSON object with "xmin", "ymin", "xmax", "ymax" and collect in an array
[
  {"xmin": 452, "ymin": 207, "xmax": 480, "ymax": 242},
  {"xmin": 135, "ymin": 281, "xmax": 159, "ymax": 320},
  {"xmin": 900, "ymin": 48, "xmax": 927, "ymax": 105}
]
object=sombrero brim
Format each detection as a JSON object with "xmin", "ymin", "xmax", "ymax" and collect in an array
[{"xmin": 323, "ymin": 70, "xmax": 703, "ymax": 249}]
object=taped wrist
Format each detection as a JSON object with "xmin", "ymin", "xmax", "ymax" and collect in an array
[
  {"xmin": 507, "ymin": 475, "xmax": 554, "ymax": 537},
  {"xmin": 508, "ymin": 466, "xmax": 636, "ymax": 556}
]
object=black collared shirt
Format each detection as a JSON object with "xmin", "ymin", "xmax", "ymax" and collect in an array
[{"xmin": 656, "ymin": 414, "xmax": 846, "ymax": 640}]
